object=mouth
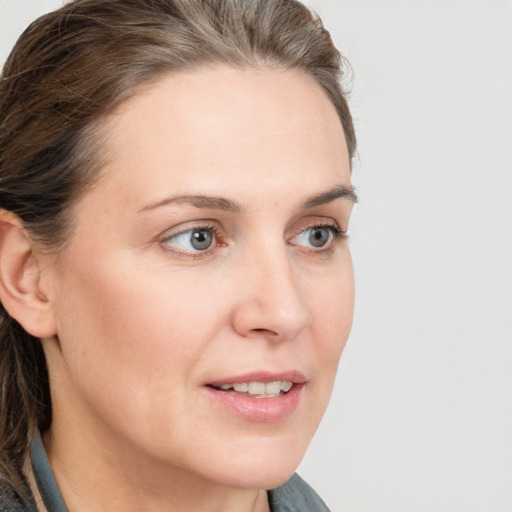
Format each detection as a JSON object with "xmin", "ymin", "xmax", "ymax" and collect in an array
[
  {"xmin": 208, "ymin": 380, "xmax": 294, "ymax": 399},
  {"xmin": 204, "ymin": 372, "xmax": 306, "ymax": 422}
]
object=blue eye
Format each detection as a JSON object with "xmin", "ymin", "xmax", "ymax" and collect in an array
[
  {"xmin": 166, "ymin": 228, "xmax": 214, "ymax": 252},
  {"xmin": 291, "ymin": 225, "xmax": 340, "ymax": 249},
  {"xmin": 306, "ymin": 227, "xmax": 331, "ymax": 248}
]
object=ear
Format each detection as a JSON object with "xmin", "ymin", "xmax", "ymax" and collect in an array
[{"xmin": 0, "ymin": 211, "xmax": 57, "ymax": 338}]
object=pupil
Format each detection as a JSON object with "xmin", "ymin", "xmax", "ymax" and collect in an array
[
  {"xmin": 191, "ymin": 230, "xmax": 212, "ymax": 250},
  {"xmin": 309, "ymin": 228, "xmax": 329, "ymax": 248}
]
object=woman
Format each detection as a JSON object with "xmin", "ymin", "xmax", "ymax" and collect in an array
[{"xmin": 0, "ymin": 0, "xmax": 357, "ymax": 510}]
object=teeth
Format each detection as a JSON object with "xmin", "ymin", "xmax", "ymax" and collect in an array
[
  {"xmin": 282, "ymin": 381, "xmax": 293, "ymax": 393},
  {"xmin": 248, "ymin": 382, "xmax": 266, "ymax": 395},
  {"xmin": 265, "ymin": 381, "xmax": 282, "ymax": 395},
  {"xmin": 217, "ymin": 381, "xmax": 294, "ymax": 396}
]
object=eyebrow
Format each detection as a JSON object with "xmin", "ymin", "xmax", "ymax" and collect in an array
[
  {"xmin": 301, "ymin": 184, "xmax": 358, "ymax": 208},
  {"xmin": 139, "ymin": 184, "xmax": 357, "ymax": 213},
  {"xmin": 139, "ymin": 195, "xmax": 242, "ymax": 213}
]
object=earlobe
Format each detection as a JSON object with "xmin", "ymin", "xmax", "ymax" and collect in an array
[{"xmin": 0, "ymin": 211, "xmax": 57, "ymax": 338}]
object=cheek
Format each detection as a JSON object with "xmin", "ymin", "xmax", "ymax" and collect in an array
[
  {"xmin": 50, "ymin": 256, "xmax": 236, "ymax": 460},
  {"xmin": 51, "ymin": 254, "xmax": 227, "ymax": 410},
  {"xmin": 308, "ymin": 254, "xmax": 354, "ymax": 383},
  {"xmin": 56, "ymin": 264, "xmax": 221, "ymax": 372}
]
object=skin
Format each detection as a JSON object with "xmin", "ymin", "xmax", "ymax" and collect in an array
[{"xmin": 29, "ymin": 66, "xmax": 355, "ymax": 511}]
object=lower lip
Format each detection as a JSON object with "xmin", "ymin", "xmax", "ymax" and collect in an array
[{"xmin": 204, "ymin": 384, "xmax": 304, "ymax": 423}]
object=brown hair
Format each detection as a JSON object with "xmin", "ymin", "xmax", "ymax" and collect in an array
[{"xmin": 0, "ymin": 0, "xmax": 356, "ymax": 498}]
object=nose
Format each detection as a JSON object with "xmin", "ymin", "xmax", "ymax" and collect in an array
[{"xmin": 231, "ymin": 248, "xmax": 312, "ymax": 342}]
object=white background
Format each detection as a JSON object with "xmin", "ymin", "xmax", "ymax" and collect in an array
[{"xmin": 1, "ymin": 1, "xmax": 511, "ymax": 511}]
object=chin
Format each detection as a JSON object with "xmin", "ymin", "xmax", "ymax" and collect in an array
[
  {"xmin": 212, "ymin": 461, "xmax": 300, "ymax": 492},
  {"xmin": 195, "ymin": 432, "xmax": 312, "ymax": 491}
]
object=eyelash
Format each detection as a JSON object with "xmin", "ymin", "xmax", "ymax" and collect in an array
[
  {"xmin": 160, "ymin": 222, "xmax": 223, "ymax": 259},
  {"xmin": 159, "ymin": 220, "xmax": 347, "ymax": 259},
  {"xmin": 290, "ymin": 222, "xmax": 347, "ymax": 256}
]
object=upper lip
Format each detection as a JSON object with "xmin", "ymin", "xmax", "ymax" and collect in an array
[{"xmin": 206, "ymin": 370, "xmax": 307, "ymax": 388}]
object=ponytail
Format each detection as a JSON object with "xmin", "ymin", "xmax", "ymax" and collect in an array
[{"xmin": 0, "ymin": 307, "xmax": 51, "ymax": 498}]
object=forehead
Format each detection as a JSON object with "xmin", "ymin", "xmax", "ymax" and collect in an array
[{"xmin": 91, "ymin": 65, "xmax": 350, "ymax": 209}]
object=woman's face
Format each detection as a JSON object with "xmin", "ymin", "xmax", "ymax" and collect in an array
[{"xmin": 42, "ymin": 66, "xmax": 355, "ymax": 491}]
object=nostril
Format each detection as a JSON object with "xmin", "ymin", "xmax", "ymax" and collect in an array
[{"xmin": 249, "ymin": 327, "xmax": 279, "ymax": 336}]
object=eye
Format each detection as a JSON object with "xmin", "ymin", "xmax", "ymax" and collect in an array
[
  {"xmin": 290, "ymin": 224, "xmax": 342, "ymax": 250},
  {"xmin": 306, "ymin": 227, "xmax": 332, "ymax": 248},
  {"xmin": 164, "ymin": 227, "xmax": 215, "ymax": 253}
]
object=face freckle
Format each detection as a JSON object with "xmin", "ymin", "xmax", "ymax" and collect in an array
[{"xmin": 43, "ymin": 65, "xmax": 355, "ymax": 493}]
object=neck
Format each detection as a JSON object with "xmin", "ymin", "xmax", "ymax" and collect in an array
[{"xmin": 39, "ymin": 423, "xmax": 270, "ymax": 512}]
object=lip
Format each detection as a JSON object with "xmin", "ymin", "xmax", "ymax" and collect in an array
[
  {"xmin": 206, "ymin": 370, "xmax": 306, "ymax": 388},
  {"xmin": 203, "ymin": 370, "xmax": 306, "ymax": 423}
]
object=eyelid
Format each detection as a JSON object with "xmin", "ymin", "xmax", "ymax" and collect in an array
[
  {"xmin": 288, "ymin": 216, "xmax": 346, "ymax": 239},
  {"xmin": 159, "ymin": 221, "xmax": 223, "ymax": 259},
  {"xmin": 287, "ymin": 217, "xmax": 348, "ymax": 253},
  {"xmin": 157, "ymin": 216, "xmax": 347, "ymax": 260},
  {"xmin": 290, "ymin": 225, "xmax": 344, "ymax": 243}
]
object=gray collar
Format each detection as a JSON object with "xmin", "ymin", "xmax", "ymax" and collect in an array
[{"xmin": 30, "ymin": 430, "xmax": 68, "ymax": 512}]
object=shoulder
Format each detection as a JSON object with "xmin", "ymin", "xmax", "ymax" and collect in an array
[{"xmin": 268, "ymin": 473, "xmax": 331, "ymax": 512}]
